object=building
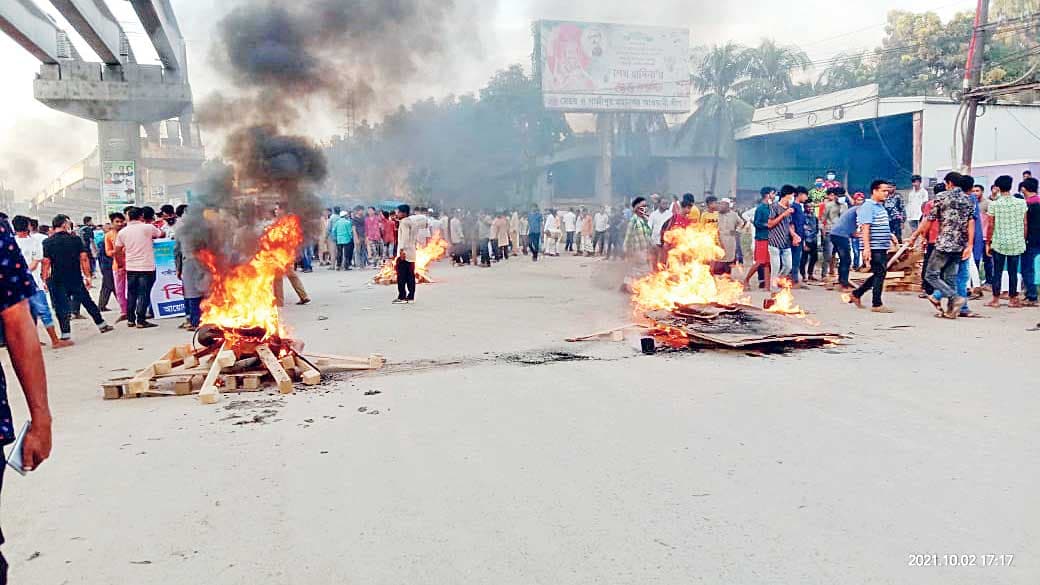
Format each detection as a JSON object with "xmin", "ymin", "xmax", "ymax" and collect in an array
[{"xmin": 734, "ymin": 84, "xmax": 1040, "ymax": 199}]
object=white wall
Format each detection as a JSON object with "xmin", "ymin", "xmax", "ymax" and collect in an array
[{"xmin": 922, "ymin": 102, "xmax": 1040, "ymax": 179}]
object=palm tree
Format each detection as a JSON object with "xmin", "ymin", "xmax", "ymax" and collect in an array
[
  {"xmin": 677, "ymin": 43, "xmax": 754, "ymax": 196},
  {"xmin": 817, "ymin": 52, "xmax": 876, "ymax": 92},
  {"xmin": 742, "ymin": 39, "xmax": 811, "ymax": 106}
]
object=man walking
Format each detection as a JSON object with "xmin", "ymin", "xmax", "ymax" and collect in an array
[
  {"xmin": 114, "ymin": 207, "xmax": 163, "ymax": 328},
  {"xmin": 333, "ymin": 210, "xmax": 354, "ymax": 270},
  {"xmin": 910, "ymin": 172, "xmax": 975, "ymax": 318},
  {"xmin": 848, "ymin": 180, "xmax": 897, "ymax": 313},
  {"xmin": 985, "ymin": 175, "xmax": 1028, "ymax": 308},
  {"xmin": 743, "ymin": 187, "xmax": 776, "ymax": 291},
  {"xmin": 790, "ymin": 187, "xmax": 809, "ymax": 288},
  {"xmin": 393, "ymin": 205, "xmax": 422, "ymax": 304},
  {"xmin": 527, "ymin": 204, "xmax": 543, "ymax": 262},
  {"xmin": 593, "ymin": 207, "xmax": 609, "ymax": 255},
  {"xmin": 104, "ymin": 212, "xmax": 128, "ymax": 321},
  {"xmin": 827, "ymin": 197, "xmax": 861, "ymax": 292},
  {"xmin": 42, "ymin": 215, "xmax": 114, "ymax": 338}
]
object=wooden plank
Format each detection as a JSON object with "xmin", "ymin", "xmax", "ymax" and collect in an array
[
  {"xmin": 279, "ymin": 355, "xmax": 296, "ymax": 372},
  {"xmin": 216, "ymin": 350, "xmax": 237, "ymax": 368},
  {"xmin": 173, "ymin": 376, "xmax": 193, "ymax": 396},
  {"xmin": 127, "ymin": 365, "xmax": 156, "ymax": 397},
  {"xmin": 153, "ymin": 359, "xmax": 172, "ymax": 375},
  {"xmin": 565, "ymin": 323, "xmax": 643, "ymax": 342},
  {"xmin": 198, "ymin": 343, "xmax": 228, "ymax": 405},
  {"xmin": 102, "ymin": 384, "xmax": 124, "ymax": 400},
  {"xmin": 257, "ymin": 344, "xmax": 293, "ymax": 394},
  {"xmin": 294, "ymin": 356, "xmax": 321, "ymax": 386},
  {"xmin": 224, "ymin": 375, "xmax": 238, "ymax": 391},
  {"xmin": 242, "ymin": 375, "xmax": 261, "ymax": 390}
]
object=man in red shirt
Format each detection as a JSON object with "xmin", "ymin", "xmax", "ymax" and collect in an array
[{"xmin": 917, "ymin": 185, "xmax": 943, "ymax": 296}]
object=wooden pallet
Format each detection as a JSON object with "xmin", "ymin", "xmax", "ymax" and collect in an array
[{"xmin": 102, "ymin": 346, "xmax": 385, "ymax": 403}]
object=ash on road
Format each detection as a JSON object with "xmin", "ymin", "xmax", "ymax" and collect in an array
[{"xmin": 2, "ymin": 256, "xmax": 1036, "ymax": 585}]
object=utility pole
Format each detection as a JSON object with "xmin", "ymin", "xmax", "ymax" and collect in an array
[{"xmin": 961, "ymin": 0, "xmax": 990, "ymax": 171}]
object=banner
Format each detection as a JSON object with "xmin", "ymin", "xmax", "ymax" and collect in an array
[
  {"xmin": 150, "ymin": 239, "xmax": 186, "ymax": 319},
  {"xmin": 102, "ymin": 160, "xmax": 136, "ymax": 204},
  {"xmin": 537, "ymin": 20, "xmax": 690, "ymax": 113}
]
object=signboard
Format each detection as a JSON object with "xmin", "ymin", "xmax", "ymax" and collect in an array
[
  {"xmin": 536, "ymin": 20, "xmax": 690, "ymax": 113},
  {"xmin": 102, "ymin": 160, "xmax": 136, "ymax": 204},
  {"xmin": 150, "ymin": 239, "xmax": 185, "ymax": 319}
]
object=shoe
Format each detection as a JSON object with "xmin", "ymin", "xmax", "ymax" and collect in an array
[
  {"xmin": 1010, "ymin": 298, "xmax": 1023, "ymax": 308},
  {"xmin": 127, "ymin": 321, "xmax": 136, "ymax": 328},
  {"xmin": 1021, "ymin": 299, "xmax": 1039, "ymax": 307},
  {"xmin": 296, "ymin": 298, "xmax": 311, "ymax": 305},
  {"xmin": 178, "ymin": 320, "xmax": 191, "ymax": 329},
  {"xmin": 848, "ymin": 295, "xmax": 863, "ymax": 308},
  {"xmin": 98, "ymin": 324, "xmax": 114, "ymax": 333},
  {"xmin": 136, "ymin": 321, "xmax": 159, "ymax": 329},
  {"xmin": 392, "ymin": 299, "xmax": 407, "ymax": 304},
  {"xmin": 405, "ymin": 299, "xmax": 415, "ymax": 304},
  {"xmin": 948, "ymin": 296, "xmax": 967, "ymax": 316},
  {"xmin": 871, "ymin": 306, "xmax": 894, "ymax": 313}
]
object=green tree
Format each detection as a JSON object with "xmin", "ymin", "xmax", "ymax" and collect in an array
[
  {"xmin": 817, "ymin": 52, "xmax": 877, "ymax": 92},
  {"xmin": 677, "ymin": 43, "xmax": 755, "ymax": 195},
  {"xmin": 742, "ymin": 39, "xmax": 811, "ymax": 106}
]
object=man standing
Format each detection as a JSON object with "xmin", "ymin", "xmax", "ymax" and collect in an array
[
  {"xmin": 78, "ymin": 216, "xmax": 97, "ymax": 277},
  {"xmin": 104, "ymin": 212, "xmax": 128, "ymax": 321},
  {"xmin": 624, "ymin": 197, "xmax": 654, "ymax": 276},
  {"xmin": 789, "ymin": 187, "xmax": 809, "ymax": 288},
  {"xmin": 744, "ymin": 187, "xmax": 776, "ymax": 291},
  {"xmin": 827, "ymin": 197, "xmax": 861, "ymax": 292},
  {"xmin": 648, "ymin": 196, "xmax": 673, "ymax": 269},
  {"xmin": 0, "ymin": 217, "xmax": 53, "ymax": 582},
  {"xmin": 562, "ymin": 207, "xmax": 577, "ymax": 252},
  {"xmin": 766, "ymin": 186, "xmax": 800, "ymax": 287},
  {"xmin": 352, "ymin": 207, "xmax": 368, "ymax": 269},
  {"xmin": 114, "ymin": 207, "xmax": 163, "ymax": 328},
  {"xmin": 819, "ymin": 188, "xmax": 848, "ymax": 280},
  {"xmin": 43, "ymin": 215, "xmax": 114, "ymax": 338},
  {"xmin": 985, "ymin": 175, "xmax": 1028, "ymax": 308},
  {"xmin": 808, "ymin": 176, "xmax": 828, "ymax": 206},
  {"xmin": 800, "ymin": 195, "xmax": 820, "ymax": 282},
  {"xmin": 318, "ymin": 208, "xmax": 333, "ymax": 265},
  {"xmin": 333, "ymin": 210, "xmax": 354, "ymax": 270},
  {"xmin": 449, "ymin": 210, "xmax": 466, "ymax": 265},
  {"xmin": 1020, "ymin": 178, "xmax": 1040, "ymax": 306},
  {"xmin": 393, "ymin": 204, "xmax": 424, "ymax": 304},
  {"xmin": 883, "ymin": 186, "xmax": 906, "ymax": 242},
  {"xmin": 365, "ymin": 207, "xmax": 384, "ymax": 268},
  {"xmin": 12, "ymin": 216, "xmax": 70, "ymax": 349},
  {"xmin": 95, "ymin": 223, "xmax": 115, "ymax": 311},
  {"xmin": 593, "ymin": 207, "xmax": 609, "ymax": 255},
  {"xmin": 847, "ymin": 180, "xmax": 897, "ymax": 312},
  {"xmin": 494, "ymin": 212, "xmax": 511, "ymax": 260},
  {"xmin": 715, "ymin": 198, "xmax": 746, "ymax": 275},
  {"xmin": 910, "ymin": 172, "xmax": 975, "ymax": 318},
  {"xmin": 906, "ymin": 175, "xmax": 929, "ymax": 232},
  {"xmin": 543, "ymin": 209, "xmax": 561, "ymax": 257},
  {"xmin": 527, "ymin": 204, "xmax": 543, "ymax": 262}
]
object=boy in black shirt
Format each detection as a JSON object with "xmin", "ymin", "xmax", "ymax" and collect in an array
[{"xmin": 42, "ymin": 215, "xmax": 113, "ymax": 340}]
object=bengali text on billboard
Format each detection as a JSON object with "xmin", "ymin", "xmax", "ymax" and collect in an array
[
  {"xmin": 537, "ymin": 20, "xmax": 690, "ymax": 113},
  {"xmin": 102, "ymin": 160, "xmax": 136, "ymax": 205}
]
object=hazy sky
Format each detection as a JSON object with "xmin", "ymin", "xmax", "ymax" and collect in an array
[{"xmin": 0, "ymin": 0, "xmax": 974, "ymax": 199}]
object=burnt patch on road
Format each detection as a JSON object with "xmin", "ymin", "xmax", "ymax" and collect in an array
[{"xmin": 500, "ymin": 351, "xmax": 594, "ymax": 366}]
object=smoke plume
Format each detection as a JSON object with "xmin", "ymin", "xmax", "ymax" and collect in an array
[{"xmin": 185, "ymin": 0, "xmax": 486, "ymax": 259}]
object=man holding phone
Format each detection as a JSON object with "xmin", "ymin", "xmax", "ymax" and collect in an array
[{"xmin": 0, "ymin": 216, "xmax": 53, "ymax": 583}]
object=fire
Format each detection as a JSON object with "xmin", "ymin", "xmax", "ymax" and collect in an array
[
  {"xmin": 197, "ymin": 214, "xmax": 303, "ymax": 347},
  {"xmin": 766, "ymin": 278, "xmax": 807, "ymax": 317},
  {"xmin": 374, "ymin": 235, "xmax": 450, "ymax": 284},
  {"xmin": 631, "ymin": 223, "xmax": 749, "ymax": 311}
]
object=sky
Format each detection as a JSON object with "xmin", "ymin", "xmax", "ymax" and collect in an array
[{"xmin": 0, "ymin": 0, "xmax": 976, "ymax": 200}]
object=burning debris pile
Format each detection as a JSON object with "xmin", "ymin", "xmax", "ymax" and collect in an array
[
  {"xmin": 373, "ymin": 236, "xmax": 450, "ymax": 284},
  {"xmin": 630, "ymin": 224, "xmax": 842, "ymax": 351}
]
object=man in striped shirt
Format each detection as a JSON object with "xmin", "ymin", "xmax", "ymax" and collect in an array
[{"xmin": 849, "ymin": 180, "xmax": 899, "ymax": 312}]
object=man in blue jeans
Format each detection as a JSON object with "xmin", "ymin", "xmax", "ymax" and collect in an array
[
  {"xmin": 1019, "ymin": 179, "xmax": 1040, "ymax": 305},
  {"xmin": 827, "ymin": 200, "xmax": 861, "ymax": 291},
  {"xmin": 527, "ymin": 204, "xmax": 543, "ymax": 262}
]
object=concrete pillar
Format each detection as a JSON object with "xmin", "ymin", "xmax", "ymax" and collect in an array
[
  {"xmin": 98, "ymin": 120, "xmax": 143, "ymax": 206},
  {"xmin": 595, "ymin": 113, "xmax": 614, "ymax": 206},
  {"xmin": 912, "ymin": 111, "xmax": 923, "ymax": 177}
]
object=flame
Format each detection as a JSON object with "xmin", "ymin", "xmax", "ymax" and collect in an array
[
  {"xmin": 374, "ymin": 235, "xmax": 450, "ymax": 284},
  {"xmin": 631, "ymin": 223, "xmax": 749, "ymax": 311},
  {"xmin": 766, "ymin": 278, "xmax": 807, "ymax": 317},
  {"xmin": 197, "ymin": 214, "xmax": 303, "ymax": 346}
]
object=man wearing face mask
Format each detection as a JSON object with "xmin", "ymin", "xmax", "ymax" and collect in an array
[{"xmin": 808, "ymin": 176, "xmax": 828, "ymax": 206}]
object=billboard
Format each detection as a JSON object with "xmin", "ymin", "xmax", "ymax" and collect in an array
[
  {"xmin": 537, "ymin": 20, "xmax": 690, "ymax": 113},
  {"xmin": 102, "ymin": 160, "xmax": 136, "ymax": 204}
]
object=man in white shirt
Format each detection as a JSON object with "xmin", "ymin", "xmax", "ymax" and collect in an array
[
  {"xmin": 593, "ymin": 207, "xmax": 610, "ymax": 255},
  {"xmin": 648, "ymin": 197, "xmax": 673, "ymax": 268},
  {"xmin": 906, "ymin": 174, "xmax": 929, "ymax": 231},
  {"xmin": 12, "ymin": 216, "xmax": 69, "ymax": 348},
  {"xmin": 543, "ymin": 210, "xmax": 561, "ymax": 256},
  {"xmin": 562, "ymin": 208, "xmax": 577, "ymax": 252}
]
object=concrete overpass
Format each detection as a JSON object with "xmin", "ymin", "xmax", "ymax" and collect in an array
[{"xmin": 0, "ymin": 0, "xmax": 200, "ymax": 213}]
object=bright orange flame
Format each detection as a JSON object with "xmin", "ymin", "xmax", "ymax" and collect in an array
[
  {"xmin": 766, "ymin": 278, "xmax": 807, "ymax": 317},
  {"xmin": 197, "ymin": 214, "xmax": 303, "ymax": 346},
  {"xmin": 631, "ymin": 223, "xmax": 749, "ymax": 311},
  {"xmin": 374, "ymin": 235, "xmax": 450, "ymax": 284}
]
